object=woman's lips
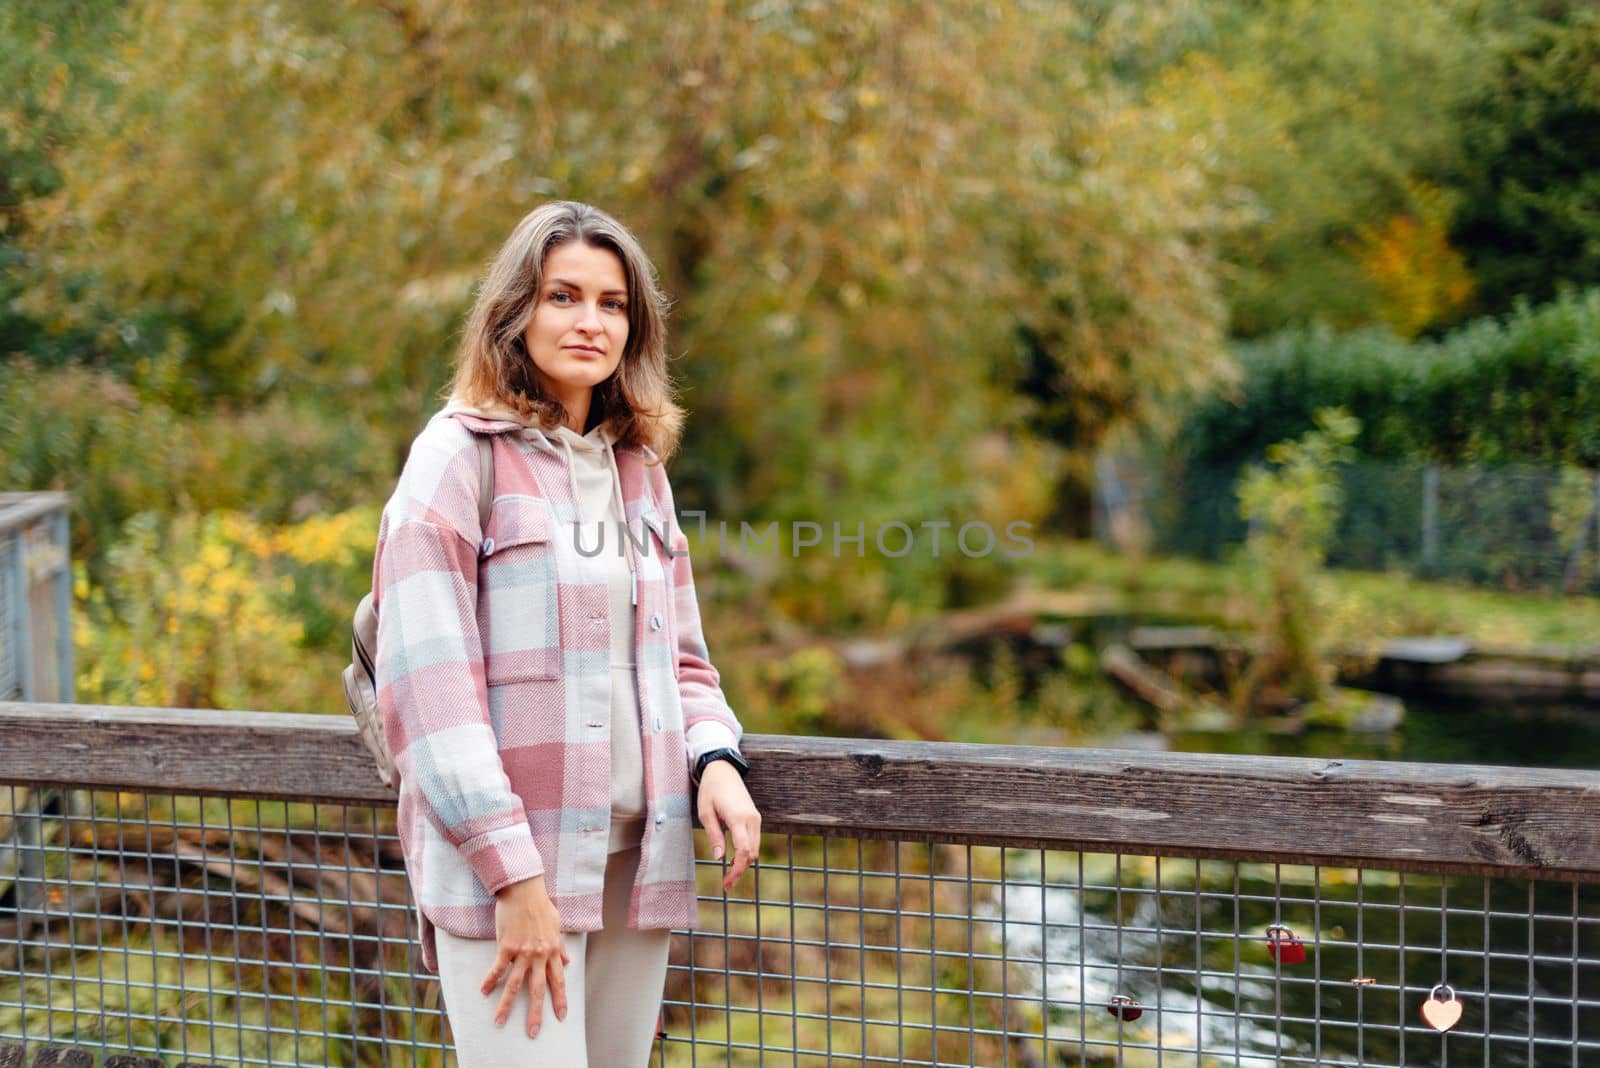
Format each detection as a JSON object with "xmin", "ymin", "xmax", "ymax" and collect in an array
[{"xmin": 566, "ymin": 346, "xmax": 604, "ymax": 357}]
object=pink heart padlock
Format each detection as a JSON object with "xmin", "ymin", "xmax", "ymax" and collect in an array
[
  {"xmin": 1265, "ymin": 924, "xmax": 1307, "ymax": 965},
  {"xmin": 1421, "ymin": 984, "xmax": 1463, "ymax": 1032}
]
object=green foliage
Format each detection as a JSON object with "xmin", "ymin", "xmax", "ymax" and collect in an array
[
  {"xmin": 748, "ymin": 646, "xmax": 846, "ymax": 737},
  {"xmin": 1151, "ymin": 0, "xmax": 1517, "ymax": 336},
  {"xmin": 1169, "ymin": 289, "xmax": 1600, "ymax": 570},
  {"xmin": 75, "ymin": 506, "xmax": 376, "ymax": 713},
  {"xmin": 1449, "ymin": 8, "xmax": 1600, "ymax": 317},
  {"xmin": 1020, "ymin": 536, "xmax": 1600, "ymax": 649},
  {"xmin": 1551, "ymin": 465, "xmax": 1600, "ymax": 592},
  {"xmin": 0, "ymin": 0, "xmax": 123, "ymax": 364},
  {"xmin": 0, "ymin": 360, "xmax": 399, "ymax": 581},
  {"xmin": 14, "ymin": 0, "xmax": 1233, "ymax": 520},
  {"xmin": 1169, "ymin": 294, "xmax": 1600, "ymax": 591},
  {"xmin": 1232, "ymin": 408, "xmax": 1360, "ymax": 714}
]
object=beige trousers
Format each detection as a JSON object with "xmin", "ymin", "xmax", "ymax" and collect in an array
[{"xmin": 436, "ymin": 844, "xmax": 672, "ymax": 1067}]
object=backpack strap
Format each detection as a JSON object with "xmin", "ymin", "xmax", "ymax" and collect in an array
[{"xmin": 476, "ymin": 435, "xmax": 495, "ymax": 536}]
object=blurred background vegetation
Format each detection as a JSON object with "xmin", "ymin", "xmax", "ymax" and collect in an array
[{"xmin": 2, "ymin": 0, "xmax": 1597, "ymax": 742}]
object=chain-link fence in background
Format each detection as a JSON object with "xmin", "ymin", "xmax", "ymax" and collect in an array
[
  {"xmin": 1096, "ymin": 458, "xmax": 1600, "ymax": 595},
  {"xmin": 5, "ymin": 704, "xmax": 1600, "ymax": 1067}
]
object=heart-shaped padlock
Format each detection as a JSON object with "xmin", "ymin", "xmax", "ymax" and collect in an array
[
  {"xmin": 1420, "ymin": 983, "xmax": 1463, "ymax": 1032},
  {"xmin": 1105, "ymin": 994, "xmax": 1143, "ymax": 1022},
  {"xmin": 1265, "ymin": 924, "xmax": 1307, "ymax": 965}
]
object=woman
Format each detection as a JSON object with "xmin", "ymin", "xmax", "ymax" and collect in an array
[{"xmin": 371, "ymin": 200, "xmax": 761, "ymax": 1065}]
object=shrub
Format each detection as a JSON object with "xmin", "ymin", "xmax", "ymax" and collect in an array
[
  {"xmin": 75, "ymin": 506, "xmax": 377, "ymax": 714},
  {"xmin": 1232, "ymin": 408, "xmax": 1360, "ymax": 714}
]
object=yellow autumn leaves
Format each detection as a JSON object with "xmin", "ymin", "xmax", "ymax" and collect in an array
[{"xmin": 75, "ymin": 506, "xmax": 379, "ymax": 714}]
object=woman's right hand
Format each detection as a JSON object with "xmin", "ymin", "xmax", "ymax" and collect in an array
[{"xmin": 482, "ymin": 875, "xmax": 570, "ymax": 1036}]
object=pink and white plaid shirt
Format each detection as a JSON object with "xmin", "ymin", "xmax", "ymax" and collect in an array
[{"xmin": 372, "ymin": 409, "xmax": 743, "ymax": 974}]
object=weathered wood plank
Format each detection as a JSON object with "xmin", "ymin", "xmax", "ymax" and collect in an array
[
  {"xmin": 742, "ymin": 738, "xmax": 1600, "ymax": 882},
  {"xmin": 0, "ymin": 493, "xmax": 70, "ymax": 533},
  {"xmin": 0, "ymin": 1048, "xmax": 218, "ymax": 1068},
  {"xmin": 4, "ymin": 702, "xmax": 1600, "ymax": 879},
  {"xmin": 0, "ymin": 701, "xmax": 396, "ymax": 805}
]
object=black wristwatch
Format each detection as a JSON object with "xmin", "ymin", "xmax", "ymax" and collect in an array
[{"xmin": 692, "ymin": 747, "xmax": 750, "ymax": 786}]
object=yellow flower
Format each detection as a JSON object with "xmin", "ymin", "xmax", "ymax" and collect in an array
[{"xmin": 199, "ymin": 543, "xmax": 231, "ymax": 572}]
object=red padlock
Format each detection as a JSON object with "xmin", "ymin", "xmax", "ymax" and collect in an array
[
  {"xmin": 1106, "ymin": 994, "xmax": 1143, "ymax": 1022},
  {"xmin": 1265, "ymin": 924, "xmax": 1307, "ymax": 965}
]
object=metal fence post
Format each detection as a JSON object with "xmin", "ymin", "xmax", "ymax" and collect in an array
[
  {"xmin": 1420, "ymin": 462, "xmax": 1440, "ymax": 573},
  {"xmin": 1587, "ymin": 470, "xmax": 1600, "ymax": 575}
]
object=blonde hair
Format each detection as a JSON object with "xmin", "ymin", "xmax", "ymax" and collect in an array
[{"xmin": 448, "ymin": 201, "xmax": 684, "ymax": 461}]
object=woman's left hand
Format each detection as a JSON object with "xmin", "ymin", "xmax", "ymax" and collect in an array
[{"xmin": 696, "ymin": 762, "xmax": 761, "ymax": 891}]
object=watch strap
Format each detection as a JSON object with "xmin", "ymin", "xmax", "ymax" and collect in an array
[{"xmin": 693, "ymin": 747, "xmax": 749, "ymax": 785}]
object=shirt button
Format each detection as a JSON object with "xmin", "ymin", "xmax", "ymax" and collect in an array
[
  {"xmin": 589, "ymin": 610, "xmax": 604, "ymax": 621},
  {"xmin": 649, "ymin": 613, "xmax": 663, "ymax": 630},
  {"xmin": 654, "ymin": 716, "xmax": 663, "ymax": 731},
  {"xmin": 655, "ymin": 814, "xmax": 665, "ymax": 827}
]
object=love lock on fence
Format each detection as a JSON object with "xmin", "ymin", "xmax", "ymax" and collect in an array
[
  {"xmin": 1265, "ymin": 923, "xmax": 1307, "ymax": 965},
  {"xmin": 1105, "ymin": 994, "xmax": 1143, "ymax": 1022}
]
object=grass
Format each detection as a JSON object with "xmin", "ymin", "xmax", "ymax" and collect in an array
[{"xmin": 1020, "ymin": 539, "xmax": 1599, "ymax": 648}]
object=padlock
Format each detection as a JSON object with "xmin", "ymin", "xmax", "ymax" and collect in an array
[
  {"xmin": 1105, "ymin": 994, "xmax": 1143, "ymax": 1022},
  {"xmin": 1420, "ymin": 983, "xmax": 1463, "ymax": 1033},
  {"xmin": 1265, "ymin": 923, "xmax": 1307, "ymax": 965}
]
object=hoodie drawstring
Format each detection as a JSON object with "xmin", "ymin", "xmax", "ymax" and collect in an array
[
  {"xmin": 555, "ymin": 429, "xmax": 639, "ymax": 607},
  {"xmin": 605, "ymin": 438, "xmax": 640, "ymax": 607}
]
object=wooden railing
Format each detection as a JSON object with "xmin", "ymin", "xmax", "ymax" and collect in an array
[
  {"xmin": 7, "ymin": 701, "xmax": 1600, "ymax": 878},
  {"xmin": 3, "ymin": 701, "xmax": 1599, "ymax": 1066}
]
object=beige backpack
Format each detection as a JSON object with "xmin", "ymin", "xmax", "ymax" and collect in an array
[{"xmin": 343, "ymin": 436, "xmax": 494, "ymax": 788}]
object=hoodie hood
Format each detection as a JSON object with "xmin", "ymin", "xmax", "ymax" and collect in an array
[
  {"xmin": 444, "ymin": 396, "xmax": 638, "ymax": 606},
  {"xmin": 442, "ymin": 395, "xmax": 618, "ymax": 449}
]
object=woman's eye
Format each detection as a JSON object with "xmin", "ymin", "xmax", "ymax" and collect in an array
[{"xmin": 604, "ymin": 299, "xmax": 627, "ymax": 312}]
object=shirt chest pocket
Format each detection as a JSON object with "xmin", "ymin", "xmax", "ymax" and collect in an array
[{"xmin": 477, "ymin": 497, "xmax": 563, "ymax": 683}]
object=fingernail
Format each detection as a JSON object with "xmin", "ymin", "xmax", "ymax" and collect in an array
[{"xmin": 714, "ymin": 846, "xmax": 724, "ymax": 859}]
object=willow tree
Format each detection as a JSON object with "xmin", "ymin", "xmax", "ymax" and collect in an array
[{"xmin": 24, "ymin": 1, "xmax": 1234, "ymax": 612}]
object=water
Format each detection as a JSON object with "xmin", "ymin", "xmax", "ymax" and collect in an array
[
  {"xmin": 1166, "ymin": 697, "xmax": 1600, "ymax": 772},
  {"xmin": 969, "ymin": 623, "xmax": 1600, "ymax": 1064}
]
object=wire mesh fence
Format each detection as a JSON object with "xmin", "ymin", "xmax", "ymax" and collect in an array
[
  {"xmin": 3, "ymin": 707, "xmax": 1599, "ymax": 1066},
  {"xmin": 673, "ymin": 839, "xmax": 1600, "ymax": 1066},
  {"xmin": 1, "ymin": 786, "xmax": 443, "ymax": 1068},
  {"xmin": 1096, "ymin": 457, "xmax": 1600, "ymax": 596}
]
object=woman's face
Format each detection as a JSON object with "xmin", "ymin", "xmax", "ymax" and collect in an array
[{"xmin": 524, "ymin": 240, "xmax": 630, "ymax": 413}]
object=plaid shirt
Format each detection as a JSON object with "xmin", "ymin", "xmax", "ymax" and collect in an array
[{"xmin": 372, "ymin": 409, "xmax": 743, "ymax": 974}]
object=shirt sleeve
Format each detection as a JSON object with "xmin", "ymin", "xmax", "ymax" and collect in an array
[
  {"xmin": 372, "ymin": 441, "xmax": 543, "ymax": 894},
  {"xmin": 652, "ymin": 463, "xmax": 746, "ymax": 766}
]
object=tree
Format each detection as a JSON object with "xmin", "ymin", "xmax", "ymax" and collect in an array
[
  {"xmin": 1151, "ymin": 0, "xmax": 1513, "ymax": 336},
  {"xmin": 20, "ymin": 1, "xmax": 1235, "ymax": 566},
  {"xmin": 1448, "ymin": 8, "xmax": 1600, "ymax": 316},
  {"xmin": 0, "ymin": 0, "xmax": 121, "ymax": 365}
]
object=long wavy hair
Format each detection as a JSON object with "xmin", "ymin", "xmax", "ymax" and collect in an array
[{"xmin": 447, "ymin": 201, "xmax": 684, "ymax": 461}]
